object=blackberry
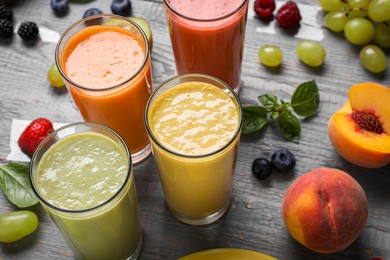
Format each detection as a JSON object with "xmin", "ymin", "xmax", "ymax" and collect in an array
[
  {"xmin": 0, "ymin": 19, "xmax": 13, "ymax": 39},
  {"xmin": 17, "ymin": 22, "xmax": 39, "ymax": 41},
  {"xmin": 0, "ymin": 3, "xmax": 13, "ymax": 21}
]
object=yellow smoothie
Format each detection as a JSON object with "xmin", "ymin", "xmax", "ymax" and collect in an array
[
  {"xmin": 36, "ymin": 132, "xmax": 142, "ymax": 260},
  {"xmin": 147, "ymin": 81, "xmax": 242, "ymax": 222}
]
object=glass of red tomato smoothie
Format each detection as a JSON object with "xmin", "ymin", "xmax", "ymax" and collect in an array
[
  {"xmin": 56, "ymin": 14, "xmax": 153, "ymax": 164},
  {"xmin": 163, "ymin": 0, "xmax": 249, "ymax": 93}
]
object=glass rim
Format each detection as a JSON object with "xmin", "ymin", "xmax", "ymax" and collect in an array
[
  {"xmin": 55, "ymin": 14, "xmax": 150, "ymax": 92},
  {"xmin": 145, "ymin": 73, "xmax": 243, "ymax": 159},
  {"xmin": 29, "ymin": 121, "xmax": 133, "ymax": 214},
  {"xmin": 163, "ymin": 0, "xmax": 248, "ymax": 22}
]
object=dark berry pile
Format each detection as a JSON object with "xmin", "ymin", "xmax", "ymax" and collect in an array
[
  {"xmin": 252, "ymin": 149, "xmax": 296, "ymax": 180},
  {"xmin": 0, "ymin": 3, "xmax": 40, "ymax": 40},
  {"xmin": 17, "ymin": 22, "xmax": 39, "ymax": 41}
]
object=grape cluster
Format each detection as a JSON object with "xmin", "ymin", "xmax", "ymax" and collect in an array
[{"xmin": 320, "ymin": 0, "xmax": 389, "ymax": 73}]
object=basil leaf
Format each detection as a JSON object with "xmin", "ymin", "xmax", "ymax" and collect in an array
[
  {"xmin": 0, "ymin": 163, "xmax": 39, "ymax": 208},
  {"xmin": 242, "ymin": 106, "xmax": 268, "ymax": 134},
  {"xmin": 291, "ymin": 80, "xmax": 320, "ymax": 117},
  {"xmin": 258, "ymin": 94, "xmax": 278, "ymax": 110},
  {"xmin": 278, "ymin": 111, "xmax": 301, "ymax": 142}
]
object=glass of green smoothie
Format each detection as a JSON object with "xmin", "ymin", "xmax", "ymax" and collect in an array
[{"xmin": 30, "ymin": 122, "xmax": 142, "ymax": 260}]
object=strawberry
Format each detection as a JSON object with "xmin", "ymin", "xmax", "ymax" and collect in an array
[{"xmin": 18, "ymin": 118, "xmax": 54, "ymax": 157}]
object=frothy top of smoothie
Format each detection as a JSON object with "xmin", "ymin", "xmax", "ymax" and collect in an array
[
  {"xmin": 64, "ymin": 26, "xmax": 145, "ymax": 89},
  {"xmin": 148, "ymin": 82, "xmax": 240, "ymax": 155},
  {"xmin": 167, "ymin": 0, "xmax": 245, "ymax": 19},
  {"xmin": 37, "ymin": 132, "xmax": 128, "ymax": 211}
]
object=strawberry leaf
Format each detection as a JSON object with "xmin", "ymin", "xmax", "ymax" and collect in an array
[{"xmin": 0, "ymin": 163, "xmax": 39, "ymax": 208}]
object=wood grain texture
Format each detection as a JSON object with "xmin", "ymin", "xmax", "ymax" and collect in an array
[{"xmin": 1, "ymin": 0, "xmax": 390, "ymax": 259}]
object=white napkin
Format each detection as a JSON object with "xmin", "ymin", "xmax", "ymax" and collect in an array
[{"xmin": 6, "ymin": 119, "xmax": 66, "ymax": 163}]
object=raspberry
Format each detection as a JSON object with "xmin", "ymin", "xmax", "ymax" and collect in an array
[
  {"xmin": 17, "ymin": 22, "xmax": 39, "ymax": 41},
  {"xmin": 275, "ymin": 1, "xmax": 302, "ymax": 29},
  {"xmin": 0, "ymin": 19, "xmax": 13, "ymax": 39},
  {"xmin": 254, "ymin": 0, "xmax": 276, "ymax": 20},
  {"xmin": 0, "ymin": 3, "xmax": 13, "ymax": 21}
]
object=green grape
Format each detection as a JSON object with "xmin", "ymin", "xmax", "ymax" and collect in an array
[
  {"xmin": 0, "ymin": 211, "xmax": 39, "ymax": 243},
  {"xmin": 319, "ymin": 0, "xmax": 348, "ymax": 11},
  {"xmin": 348, "ymin": 0, "xmax": 370, "ymax": 9},
  {"xmin": 368, "ymin": 0, "xmax": 390, "ymax": 22},
  {"xmin": 375, "ymin": 22, "xmax": 390, "ymax": 48},
  {"xmin": 258, "ymin": 45, "xmax": 283, "ymax": 67},
  {"xmin": 296, "ymin": 40, "xmax": 326, "ymax": 67},
  {"xmin": 359, "ymin": 44, "xmax": 387, "ymax": 73},
  {"xmin": 348, "ymin": 8, "xmax": 368, "ymax": 18},
  {"xmin": 324, "ymin": 11, "xmax": 348, "ymax": 32},
  {"xmin": 47, "ymin": 62, "xmax": 65, "ymax": 88},
  {"xmin": 344, "ymin": 18, "xmax": 375, "ymax": 45}
]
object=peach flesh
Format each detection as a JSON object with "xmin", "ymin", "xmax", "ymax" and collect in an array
[{"xmin": 282, "ymin": 168, "xmax": 368, "ymax": 254}]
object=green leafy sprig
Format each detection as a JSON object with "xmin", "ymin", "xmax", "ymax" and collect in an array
[
  {"xmin": 0, "ymin": 163, "xmax": 38, "ymax": 208},
  {"xmin": 242, "ymin": 80, "xmax": 320, "ymax": 142}
]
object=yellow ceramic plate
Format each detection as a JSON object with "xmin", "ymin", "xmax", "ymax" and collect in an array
[{"xmin": 178, "ymin": 248, "xmax": 278, "ymax": 260}]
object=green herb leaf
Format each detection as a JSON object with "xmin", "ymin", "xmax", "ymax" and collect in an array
[
  {"xmin": 258, "ymin": 94, "xmax": 277, "ymax": 110},
  {"xmin": 278, "ymin": 111, "xmax": 301, "ymax": 142},
  {"xmin": 291, "ymin": 80, "xmax": 320, "ymax": 117},
  {"xmin": 0, "ymin": 163, "xmax": 38, "ymax": 208},
  {"xmin": 242, "ymin": 106, "xmax": 268, "ymax": 134}
]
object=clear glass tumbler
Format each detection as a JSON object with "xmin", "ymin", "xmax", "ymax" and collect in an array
[
  {"xmin": 145, "ymin": 74, "xmax": 243, "ymax": 225},
  {"xmin": 56, "ymin": 14, "xmax": 153, "ymax": 164},
  {"xmin": 30, "ymin": 122, "xmax": 142, "ymax": 260}
]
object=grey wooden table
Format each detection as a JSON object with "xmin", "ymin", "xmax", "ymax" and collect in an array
[{"xmin": 1, "ymin": 0, "xmax": 389, "ymax": 259}]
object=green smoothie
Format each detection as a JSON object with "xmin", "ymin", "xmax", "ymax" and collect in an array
[{"xmin": 36, "ymin": 131, "xmax": 142, "ymax": 260}]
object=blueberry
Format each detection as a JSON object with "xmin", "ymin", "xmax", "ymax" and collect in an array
[
  {"xmin": 111, "ymin": 0, "xmax": 131, "ymax": 17},
  {"xmin": 83, "ymin": 8, "xmax": 103, "ymax": 18},
  {"xmin": 252, "ymin": 158, "xmax": 272, "ymax": 180},
  {"xmin": 50, "ymin": 0, "xmax": 69, "ymax": 16},
  {"xmin": 271, "ymin": 149, "xmax": 296, "ymax": 173}
]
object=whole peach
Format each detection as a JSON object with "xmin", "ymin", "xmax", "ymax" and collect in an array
[{"xmin": 282, "ymin": 168, "xmax": 368, "ymax": 253}]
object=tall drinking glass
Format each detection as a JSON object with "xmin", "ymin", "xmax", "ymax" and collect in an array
[
  {"xmin": 56, "ymin": 14, "xmax": 153, "ymax": 164},
  {"xmin": 145, "ymin": 74, "xmax": 243, "ymax": 225},
  {"xmin": 30, "ymin": 122, "xmax": 142, "ymax": 260},
  {"xmin": 163, "ymin": 0, "xmax": 249, "ymax": 93}
]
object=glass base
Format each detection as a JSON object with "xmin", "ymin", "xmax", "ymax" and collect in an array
[
  {"xmin": 132, "ymin": 143, "xmax": 151, "ymax": 164},
  {"xmin": 167, "ymin": 199, "xmax": 231, "ymax": 225},
  {"xmin": 127, "ymin": 234, "xmax": 143, "ymax": 260}
]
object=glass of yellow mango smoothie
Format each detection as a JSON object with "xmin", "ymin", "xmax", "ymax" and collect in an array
[
  {"xmin": 145, "ymin": 74, "xmax": 243, "ymax": 225},
  {"xmin": 30, "ymin": 122, "xmax": 142, "ymax": 260}
]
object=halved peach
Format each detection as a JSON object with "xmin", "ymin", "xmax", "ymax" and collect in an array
[{"xmin": 328, "ymin": 82, "xmax": 390, "ymax": 168}]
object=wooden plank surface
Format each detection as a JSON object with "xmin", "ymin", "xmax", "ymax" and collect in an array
[{"xmin": 1, "ymin": 0, "xmax": 390, "ymax": 259}]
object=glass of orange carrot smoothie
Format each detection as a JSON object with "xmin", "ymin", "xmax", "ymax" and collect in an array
[
  {"xmin": 145, "ymin": 74, "xmax": 243, "ymax": 225},
  {"xmin": 56, "ymin": 14, "xmax": 153, "ymax": 164},
  {"xmin": 163, "ymin": 0, "xmax": 249, "ymax": 93}
]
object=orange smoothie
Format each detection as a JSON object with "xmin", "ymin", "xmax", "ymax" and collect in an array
[
  {"xmin": 57, "ymin": 19, "xmax": 152, "ymax": 163},
  {"xmin": 164, "ymin": 0, "xmax": 248, "ymax": 91},
  {"xmin": 146, "ymin": 76, "xmax": 242, "ymax": 225}
]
